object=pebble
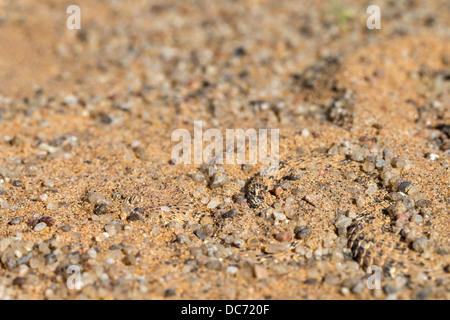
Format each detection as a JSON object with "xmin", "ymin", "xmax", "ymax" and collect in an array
[
  {"xmin": 221, "ymin": 209, "xmax": 237, "ymax": 218},
  {"xmin": 34, "ymin": 222, "xmax": 47, "ymax": 232},
  {"xmin": 12, "ymin": 179, "xmax": 23, "ymax": 187},
  {"xmin": 164, "ymin": 289, "xmax": 176, "ymax": 297},
  {"xmin": 94, "ymin": 203, "xmax": 109, "ymax": 215},
  {"xmin": 301, "ymin": 128, "xmax": 310, "ymax": 137},
  {"xmin": 207, "ymin": 197, "xmax": 221, "ymax": 209},
  {"xmin": 194, "ymin": 229, "xmax": 206, "ymax": 240},
  {"xmin": 61, "ymin": 224, "xmax": 72, "ymax": 232},
  {"xmin": 128, "ymin": 211, "xmax": 142, "ymax": 221},
  {"xmin": 362, "ymin": 161, "xmax": 375, "ymax": 173},
  {"xmin": 205, "ymin": 259, "xmax": 222, "ymax": 271},
  {"xmin": 8, "ymin": 217, "xmax": 21, "ymax": 225},
  {"xmin": 226, "ymin": 265, "xmax": 238, "ymax": 275},
  {"xmin": 294, "ymin": 227, "xmax": 311, "ymax": 239},
  {"xmin": 253, "ymin": 264, "xmax": 268, "ymax": 279},
  {"xmin": 275, "ymin": 231, "xmax": 293, "ymax": 242},
  {"xmin": 190, "ymin": 172, "xmax": 206, "ymax": 184},
  {"xmin": 412, "ymin": 237, "xmax": 428, "ymax": 253},
  {"xmin": 264, "ymin": 243, "xmax": 290, "ymax": 254},
  {"xmin": 209, "ymin": 174, "xmax": 229, "ymax": 189},
  {"xmin": 274, "ymin": 186, "xmax": 284, "ymax": 196},
  {"xmin": 43, "ymin": 180, "xmax": 55, "ymax": 188},
  {"xmin": 303, "ymin": 194, "xmax": 317, "ymax": 206},
  {"xmin": 398, "ymin": 181, "xmax": 413, "ymax": 193},
  {"xmin": 177, "ymin": 234, "xmax": 189, "ymax": 244}
]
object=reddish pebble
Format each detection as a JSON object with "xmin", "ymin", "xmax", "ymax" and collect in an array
[
  {"xmin": 304, "ymin": 194, "xmax": 317, "ymax": 206},
  {"xmin": 397, "ymin": 211, "xmax": 411, "ymax": 221},
  {"xmin": 275, "ymin": 231, "xmax": 293, "ymax": 242},
  {"xmin": 274, "ymin": 186, "xmax": 284, "ymax": 196}
]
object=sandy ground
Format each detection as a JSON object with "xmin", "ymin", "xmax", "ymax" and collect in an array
[{"xmin": 0, "ymin": 0, "xmax": 448, "ymax": 299}]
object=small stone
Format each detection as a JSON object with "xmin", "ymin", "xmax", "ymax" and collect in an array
[
  {"xmin": 164, "ymin": 289, "xmax": 176, "ymax": 297},
  {"xmin": 61, "ymin": 224, "xmax": 72, "ymax": 232},
  {"xmin": 294, "ymin": 227, "xmax": 311, "ymax": 239},
  {"xmin": 200, "ymin": 216, "xmax": 214, "ymax": 226},
  {"xmin": 383, "ymin": 148, "xmax": 397, "ymax": 161},
  {"xmin": 411, "ymin": 214, "xmax": 423, "ymax": 225},
  {"xmin": 94, "ymin": 203, "xmax": 109, "ymax": 215},
  {"xmin": 205, "ymin": 259, "xmax": 222, "ymax": 271},
  {"xmin": 275, "ymin": 231, "xmax": 293, "ymax": 242},
  {"xmin": 274, "ymin": 186, "xmax": 284, "ymax": 196},
  {"xmin": 412, "ymin": 237, "xmax": 428, "ymax": 253},
  {"xmin": 34, "ymin": 222, "xmax": 47, "ymax": 232},
  {"xmin": 356, "ymin": 196, "xmax": 366, "ymax": 208},
  {"xmin": 207, "ymin": 197, "xmax": 221, "ymax": 209},
  {"xmin": 190, "ymin": 172, "xmax": 206, "ymax": 184},
  {"xmin": 38, "ymin": 216, "xmax": 55, "ymax": 227},
  {"xmin": 221, "ymin": 209, "xmax": 237, "ymax": 218},
  {"xmin": 195, "ymin": 229, "xmax": 206, "ymax": 240},
  {"xmin": 209, "ymin": 174, "xmax": 229, "ymax": 189},
  {"xmin": 87, "ymin": 193, "xmax": 104, "ymax": 204},
  {"xmin": 253, "ymin": 264, "xmax": 268, "ymax": 279},
  {"xmin": 303, "ymin": 194, "xmax": 317, "ymax": 206},
  {"xmin": 351, "ymin": 150, "xmax": 365, "ymax": 162},
  {"xmin": 388, "ymin": 192, "xmax": 404, "ymax": 201},
  {"xmin": 47, "ymin": 203, "xmax": 58, "ymax": 210},
  {"xmin": 8, "ymin": 217, "xmax": 21, "ymax": 225},
  {"xmin": 133, "ymin": 147, "xmax": 148, "ymax": 161},
  {"xmin": 264, "ymin": 243, "xmax": 290, "ymax": 254},
  {"xmin": 375, "ymin": 158, "xmax": 388, "ymax": 169},
  {"xmin": 177, "ymin": 233, "xmax": 189, "ymax": 244},
  {"xmin": 301, "ymin": 128, "xmax": 310, "ymax": 138},
  {"xmin": 387, "ymin": 201, "xmax": 406, "ymax": 217},
  {"xmin": 362, "ymin": 161, "xmax": 375, "ymax": 173},
  {"xmin": 226, "ymin": 265, "xmax": 238, "ymax": 275},
  {"xmin": 12, "ymin": 277, "xmax": 26, "ymax": 287},
  {"xmin": 128, "ymin": 212, "xmax": 142, "ymax": 221},
  {"xmin": 335, "ymin": 215, "xmax": 352, "ymax": 230},
  {"xmin": 398, "ymin": 181, "xmax": 413, "ymax": 193},
  {"xmin": 415, "ymin": 199, "xmax": 431, "ymax": 208},
  {"xmin": 38, "ymin": 194, "xmax": 48, "ymax": 202},
  {"xmin": 12, "ymin": 179, "xmax": 23, "ymax": 187},
  {"xmin": 280, "ymin": 180, "xmax": 291, "ymax": 190},
  {"xmin": 44, "ymin": 253, "xmax": 57, "ymax": 264}
]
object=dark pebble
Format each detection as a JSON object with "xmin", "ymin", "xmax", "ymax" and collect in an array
[
  {"xmin": 398, "ymin": 181, "xmax": 413, "ymax": 193},
  {"xmin": 304, "ymin": 278, "xmax": 317, "ymax": 285},
  {"xmin": 415, "ymin": 199, "xmax": 431, "ymax": 208},
  {"xmin": 44, "ymin": 253, "xmax": 57, "ymax": 264},
  {"xmin": 294, "ymin": 226, "xmax": 311, "ymax": 239},
  {"xmin": 12, "ymin": 179, "xmax": 23, "ymax": 187},
  {"xmin": 128, "ymin": 212, "xmax": 142, "ymax": 221},
  {"xmin": 164, "ymin": 289, "xmax": 176, "ymax": 297},
  {"xmin": 94, "ymin": 203, "xmax": 109, "ymax": 215},
  {"xmin": 39, "ymin": 216, "xmax": 55, "ymax": 226},
  {"xmin": 17, "ymin": 253, "xmax": 33, "ymax": 265},
  {"xmin": 232, "ymin": 193, "xmax": 246, "ymax": 203},
  {"xmin": 444, "ymin": 265, "xmax": 450, "ymax": 273},
  {"xmin": 415, "ymin": 287, "xmax": 432, "ymax": 300},
  {"xmin": 184, "ymin": 259, "xmax": 197, "ymax": 266},
  {"xmin": 12, "ymin": 277, "xmax": 27, "ymax": 287},
  {"xmin": 221, "ymin": 209, "xmax": 237, "ymax": 218},
  {"xmin": 8, "ymin": 217, "xmax": 21, "ymax": 225},
  {"xmin": 233, "ymin": 46, "xmax": 246, "ymax": 57},
  {"xmin": 383, "ymin": 284, "xmax": 397, "ymax": 294},
  {"xmin": 194, "ymin": 229, "xmax": 206, "ymax": 240}
]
